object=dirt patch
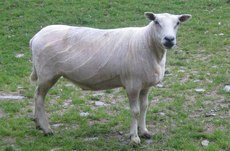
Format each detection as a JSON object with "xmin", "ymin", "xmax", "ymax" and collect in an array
[
  {"xmin": 189, "ymin": 109, "xmax": 203, "ymax": 118},
  {"xmin": 88, "ymin": 118, "xmax": 109, "ymax": 126},
  {"xmin": 0, "ymin": 137, "xmax": 18, "ymax": 150},
  {"xmin": 81, "ymin": 88, "xmax": 126, "ymax": 105},
  {"xmin": 224, "ymin": 45, "xmax": 230, "ymax": 51},
  {"xmin": 150, "ymin": 97, "xmax": 173, "ymax": 107},
  {"xmin": 104, "ymin": 130, "xmax": 130, "ymax": 145},
  {"xmin": 204, "ymin": 123, "xmax": 215, "ymax": 134},
  {"xmin": 180, "ymin": 74, "xmax": 190, "ymax": 83},
  {"xmin": 186, "ymin": 95, "xmax": 196, "ymax": 103}
]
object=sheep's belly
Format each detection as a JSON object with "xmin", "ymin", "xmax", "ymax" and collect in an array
[{"xmin": 64, "ymin": 74, "xmax": 122, "ymax": 90}]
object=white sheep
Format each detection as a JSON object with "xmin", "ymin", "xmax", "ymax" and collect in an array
[{"xmin": 30, "ymin": 12, "xmax": 191, "ymax": 144}]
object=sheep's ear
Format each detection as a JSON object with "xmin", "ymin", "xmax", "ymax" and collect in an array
[
  {"xmin": 178, "ymin": 14, "xmax": 192, "ymax": 22},
  {"xmin": 144, "ymin": 12, "xmax": 156, "ymax": 21}
]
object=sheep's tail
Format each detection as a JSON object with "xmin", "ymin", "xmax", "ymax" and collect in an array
[{"xmin": 29, "ymin": 37, "xmax": 38, "ymax": 82}]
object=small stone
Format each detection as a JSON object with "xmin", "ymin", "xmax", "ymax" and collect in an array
[
  {"xmin": 50, "ymin": 148, "xmax": 61, "ymax": 151},
  {"xmin": 206, "ymin": 79, "xmax": 213, "ymax": 83},
  {"xmin": 92, "ymin": 92, "xmax": 104, "ymax": 97},
  {"xmin": 205, "ymin": 112, "xmax": 216, "ymax": 117},
  {"xmin": 65, "ymin": 83, "xmax": 75, "ymax": 87},
  {"xmin": 80, "ymin": 112, "xmax": 89, "ymax": 117},
  {"xmin": 195, "ymin": 88, "xmax": 205, "ymax": 93},
  {"xmin": 201, "ymin": 140, "xmax": 209, "ymax": 147},
  {"xmin": 84, "ymin": 137, "xmax": 98, "ymax": 141},
  {"xmin": 15, "ymin": 53, "xmax": 24, "ymax": 58},
  {"xmin": 52, "ymin": 123, "xmax": 64, "ymax": 128},
  {"xmin": 156, "ymin": 83, "xmax": 164, "ymax": 88},
  {"xmin": 223, "ymin": 85, "xmax": 230, "ymax": 92},
  {"xmin": 17, "ymin": 86, "xmax": 24, "ymax": 89},
  {"xmin": 219, "ymin": 33, "xmax": 224, "ymax": 36},
  {"xmin": 171, "ymin": 123, "xmax": 177, "ymax": 127},
  {"xmin": 178, "ymin": 69, "xmax": 185, "ymax": 73},
  {"xmin": 118, "ymin": 131, "xmax": 123, "ymax": 135},
  {"xmin": 95, "ymin": 101, "xmax": 106, "ymax": 107},
  {"xmin": 193, "ymin": 80, "xmax": 201, "ymax": 83},
  {"xmin": 145, "ymin": 139, "xmax": 153, "ymax": 144},
  {"xmin": 159, "ymin": 112, "xmax": 166, "ymax": 117},
  {"xmin": 63, "ymin": 99, "xmax": 72, "ymax": 108}
]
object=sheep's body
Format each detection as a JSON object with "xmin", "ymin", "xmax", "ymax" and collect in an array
[
  {"xmin": 30, "ymin": 13, "xmax": 191, "ymax": 145},
  {"xmin": 31, "ymin": 24, "xmax": 165, "ymax": 90}
]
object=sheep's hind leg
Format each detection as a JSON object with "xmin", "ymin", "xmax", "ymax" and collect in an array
[{"xmin": 33, "ymin": 77, "xmax": 59, "ymax": 135}]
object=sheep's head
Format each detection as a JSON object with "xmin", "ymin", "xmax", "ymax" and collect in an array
[{"xmin": 145, "ymin": 12, "xmax": 191, "ymax": 49}]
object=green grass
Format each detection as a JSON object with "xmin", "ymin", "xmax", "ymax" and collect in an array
[{"xmin": 0, "ymin": 0, "xmax": 229, "ymax": 150}]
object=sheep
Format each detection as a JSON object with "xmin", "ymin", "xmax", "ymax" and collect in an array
[{"xmin": 30, "ymin": 12, "xmax": 191, "ymax": 145}]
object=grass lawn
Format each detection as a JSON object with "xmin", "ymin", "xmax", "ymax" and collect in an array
[{"xmin": 0, "ymin": 0, "xmax": 229, "ymax": 150}]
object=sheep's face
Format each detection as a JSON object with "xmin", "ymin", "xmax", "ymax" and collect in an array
[{"xmin": 145, "ymin": 12, "xmax": 191, "ymax": 49}]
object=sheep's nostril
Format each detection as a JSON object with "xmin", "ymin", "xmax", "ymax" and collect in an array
[{"xmin": 164, "ymin": 36, "xmax": 175, "ymax": 42}]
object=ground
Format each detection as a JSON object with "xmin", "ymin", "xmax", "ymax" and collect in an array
[{"xmin": 0, "ymin": 0, "xmax": 229, "ymax": 150}]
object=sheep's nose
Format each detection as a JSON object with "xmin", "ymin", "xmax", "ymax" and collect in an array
[
  {"xmin": 163, "ymin": 36, "xmax": 175, "ymax": 49},
  {"xmin": 164, "ymin": 36, "xmax": 175, "ymax": 42}
]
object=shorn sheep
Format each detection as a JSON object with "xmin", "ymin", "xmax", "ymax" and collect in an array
[{"xmin": 30, "ymin": 12, "xmax": 191, "ymax": 144}]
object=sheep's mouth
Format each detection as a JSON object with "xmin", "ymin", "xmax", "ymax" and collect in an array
[{"xmin": 163, "ymin": 42, "xmax": 175, "ymax": 49}]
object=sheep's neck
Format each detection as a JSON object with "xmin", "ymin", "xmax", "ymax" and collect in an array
[{"xmin": 145, "ymin": 24, "xmax": 166, "ymax": 63}]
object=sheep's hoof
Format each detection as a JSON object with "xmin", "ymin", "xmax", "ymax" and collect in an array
[
  {"xmin": 140, "ymin": 132, "xmax": 151, "ymax": 139},
  {"xmin": 44, "ymin": 131, "xmax": 53, "ymax": 136},
  {"xmin": 31, "ymin": 117, "xmax": 36, "ymax": 121},
  {"xmin": 43, "ymin": 125, "xmax": 53, "ymax": 136},
  {"xmin": 36, "ymin": 125, "xmax": 53, "ymax": 136},
  {"xmin": 130, "ymin": 135, "xmax": 141, "ymax": 146},
  {"xmin": 34, "ymin": 118, "xmax": 42, "ymax": 130},
  {"xmin": 36, "ymin": 125, "xmax": 42, "ymax": 130}
]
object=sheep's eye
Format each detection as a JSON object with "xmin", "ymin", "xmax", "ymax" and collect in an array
[
  {"xmin": 174, "ymin": 21, "xmax": 180, "ymax": 29},
  {"xmin": 154, "ymin": 21, "xmax": 159, "ymax": 25}
]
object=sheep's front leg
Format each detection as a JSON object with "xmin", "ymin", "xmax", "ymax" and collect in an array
[
  {"xmin": 139, "ymin": 88, "xmax": 151, "ymax": 139},
  {"xmin": 127, "ymin": 88, "xmax": 141, "ymax": 145}
]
